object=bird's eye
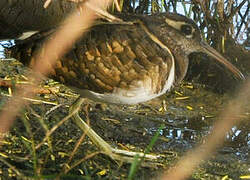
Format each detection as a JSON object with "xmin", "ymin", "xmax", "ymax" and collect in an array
[{"xmin": 180, "ymin": 24, "xmax": 193, "ymax": 37}]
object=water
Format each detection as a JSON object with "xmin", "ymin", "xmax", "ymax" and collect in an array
[{"xmin": 0, "ymin": 40, "xmax": 14, "ymax": 58}]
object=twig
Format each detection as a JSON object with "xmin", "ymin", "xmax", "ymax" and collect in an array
[
  {"xmin": 1, "ymin": 93, "xmax": 58, "ymax": 106},
  {"xmin": 227, "ymin": 0, "xmax": 248, "ymax": 22},
  {"xmin": 235, "ymin": 4, "xmax": 249, "ymax": 40},
  {"xmin": 0, "ymin": 157, "xmax": 24, "ymax": 177},
  {"xmin": 64, "ymin": 151, "xmax": 101, "ymax": 174},
  {"xmin": 34, "ymin": 102, "xmax": 82, "ymax": 150},
  {"xmin": 0, "ymin": 78, "xmax": 56, "ymax": 94}
]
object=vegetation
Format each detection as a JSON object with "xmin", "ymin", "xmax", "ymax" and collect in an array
[{"xmin": 0, "ymin": 0, "xmax": 249, "ymax": 179}]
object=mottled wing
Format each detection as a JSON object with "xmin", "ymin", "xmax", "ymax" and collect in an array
[{"xmin": 11, "ymin": 21, "xmax": 174, "ymax": 103}]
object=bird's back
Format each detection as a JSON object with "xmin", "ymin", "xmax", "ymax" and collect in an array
[{"xmin": 10, "ymin": 19, "xmax": 175, "ymax": 104}]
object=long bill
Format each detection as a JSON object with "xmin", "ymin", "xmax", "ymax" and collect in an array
[{"xmin": 200, "ymin": 42, "xmax": 245, "ymax": 80}]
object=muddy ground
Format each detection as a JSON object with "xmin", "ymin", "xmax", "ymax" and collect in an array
[{"xmin": 0, "ymin": 57, "xmax": 249, "ymax": 179}]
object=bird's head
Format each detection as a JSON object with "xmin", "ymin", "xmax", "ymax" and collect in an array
[{"xmin": 138, "ymin": 13, "xmax": 245, "ymax": 82}]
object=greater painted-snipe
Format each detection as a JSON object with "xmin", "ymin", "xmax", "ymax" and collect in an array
[{"xmin": 9, "ymin": 12, "xmax": 245, "ymax": 162}]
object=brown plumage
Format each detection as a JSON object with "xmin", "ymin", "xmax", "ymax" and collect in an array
[{"xmin": 10, "ymin": 13, "xmax": 244, "ymax": 104}]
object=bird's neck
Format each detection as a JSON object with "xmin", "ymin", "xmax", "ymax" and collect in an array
[{"xmin": 174, "ymin": 54, "xmax": 189, "ymax": 84}]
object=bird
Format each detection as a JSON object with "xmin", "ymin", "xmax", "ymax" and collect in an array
[
  {"xmin": 8, "ymin": 12, "xmax": 245, "ymax": 162},
  {"xmin": 0, "ymin": 0, "xmax": 77, "ymax": 40}
]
